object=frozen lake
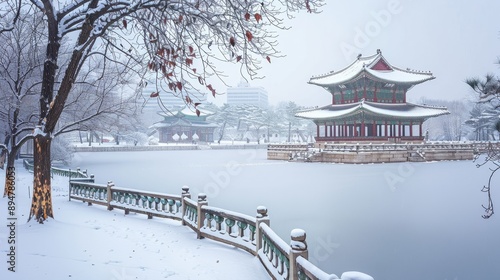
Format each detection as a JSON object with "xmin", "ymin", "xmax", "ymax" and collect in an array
[{"xmin": 71, "ymin": 148, "xmax": 500, "ymax": 280}]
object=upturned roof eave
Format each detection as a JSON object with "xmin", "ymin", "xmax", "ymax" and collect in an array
[
  {"xmin": 296, "ymin": 102, "xmax": 450, "ymax": 120},
  {"xmin": 308, "ymin": 69, "xmax": 435, "ymax": 88}
]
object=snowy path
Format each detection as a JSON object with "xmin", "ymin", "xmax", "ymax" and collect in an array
[{"xmin": 0, "ymin": 161, "xmax": 270, "ymax": 280}]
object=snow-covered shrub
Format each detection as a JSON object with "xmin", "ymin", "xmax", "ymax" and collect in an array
[
  {"xmin": 51, "ymin": 136, "xmax": 73, "ymax": 165},
  {"xmin": 148, "ymin": 136, "xmax": 159, "ymax": 145},
  {"xmin": 126, "ymin": 132, "xmax": 149, "ymax": 146}
]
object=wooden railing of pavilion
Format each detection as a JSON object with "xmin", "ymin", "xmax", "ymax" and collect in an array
[{"xmin": 23, "ymin": 161, "xmax": 372, "ymax": 280}]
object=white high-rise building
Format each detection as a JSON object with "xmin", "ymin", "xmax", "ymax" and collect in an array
[
  {"xmin": 142, "ymin": 82, "xmax": 207, "ymax": 109},
  {"xmin": 226, "ymin": 80, "xmax": 268, "ymax": 108}
]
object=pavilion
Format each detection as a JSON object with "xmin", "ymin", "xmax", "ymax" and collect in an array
[
  {"xmin": 296, "ymin": 50, "xmax": 449, "ymax": 143},
  {"xmin": 152, "ymin": 106, "xmax": 217, "ymax": 143}
]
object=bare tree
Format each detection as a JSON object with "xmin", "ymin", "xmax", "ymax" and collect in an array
[
  {"xmin": 0, "ymin": 10, "xmax": 142, "ymax": 197},
  {"xmin": 0, "ymin": 0, "xmax": 22, "ymax": 34},
  {"xmin": 0, "ymin": 11, "xmax": 44, "ymax": 197},
  {"xmin": 419, "ymin": 98, "xmax": 470, "ymax": 141},
  {"xmin": 277, "ymin": 101, "xmax": 302, "ymax": 142},
  {"xmin": 237, "ymin": 104, "xmax": 269, "ymax": 143},
  {"xmin": 2, "ymin": 0, "xmax": 325, "ymax": 223},
  {"xmin": 56, "ymin": 56, "xmax": 144, "ymax": 140},
  {"xmin": 209, "ymin": 104, "xmax": 241, "ymax": 143}
]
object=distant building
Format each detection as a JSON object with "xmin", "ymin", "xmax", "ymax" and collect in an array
[
  {"xmin": 142, "ymin": 82, "xmax": 208, "ymax": 109},
  {"xmin": 140, "ymin": 80, "xmax": 208, "ymax": 127},
  {"xmin": 151, "ymin": 106, "xmax": 217, "ymax": 143},
  {"xmin": 226, "ymin": 80, "xmax": 268, "ymax": 108},
  {"xmin": 296, "ymin": 50, "xmax": 449, "ymax": 143}
]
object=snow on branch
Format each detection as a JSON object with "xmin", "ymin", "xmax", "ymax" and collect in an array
[
  {"xmin": 466, "ymin": 74, "xmax": 500, "ymax": 104},
  {"xmin": 56, "ymin": 0, "xmax": 325, "ymax": 105},
  {"xmin": 0, "ymin": 0, "xmax": 22, "ymax": 35}
]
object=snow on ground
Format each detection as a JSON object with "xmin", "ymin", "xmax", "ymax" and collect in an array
[{"xmin": 0, "ymin": 161, "xmax": 270, "ymax": 280}]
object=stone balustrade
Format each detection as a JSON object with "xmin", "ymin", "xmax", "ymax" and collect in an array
[
  {"xmin": 24, "ymin": 160, "xmax": 372, "ymax": 279},
  {"xmin": 66, "ymin": 175, "xmax": 371, "ymax": 280},
  {"xmin": 267, "ymin": 141, "xmax": 500, "ymax": 163},
  {"xmin": 23, "ymin": 159, "xmax": 88, "ymax": 178}
]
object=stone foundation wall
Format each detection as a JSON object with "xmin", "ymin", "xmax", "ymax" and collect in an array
[{"xmin": 267, "ymin": 149, "xmax": 474, "ymax": 163}]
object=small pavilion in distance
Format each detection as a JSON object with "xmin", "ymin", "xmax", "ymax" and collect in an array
[
  {"xmin": 152, "ymin": 106, "xmax": 217, "ymax": 143},
  {"xmin": 296, "ymin": 50, "xmax": 449, "ymax": 143}
]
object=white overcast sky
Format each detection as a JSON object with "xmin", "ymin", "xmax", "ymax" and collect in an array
[{"xmin": 209, "ymin": 0, "xmax": 500, "ymax": 107}]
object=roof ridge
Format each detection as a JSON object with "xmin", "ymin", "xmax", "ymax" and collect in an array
[
  {"xmin": 309, "ymin": 52, "xmax": 381, "ymax": 80},
  {"xmin": 392, "ymin": 64, "xmax": 433, "ymax": 76}
]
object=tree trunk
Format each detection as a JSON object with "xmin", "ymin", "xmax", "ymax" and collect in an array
[
  {"xmin": 29, "ymin": 135, "xmax": 53, "ymax": 223},
  {"xmin": 288, "ymin": 122, "xmax": 291, "ymax": 142},
  {"xmin": 218, "ymin": 121, "xmax": 227, "ymax": 144},
  {"xmin": 3, "ymin": 150, "xmax": 16, "ymax": 197}
]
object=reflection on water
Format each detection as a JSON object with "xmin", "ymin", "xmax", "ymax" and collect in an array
[{"xmin": 72, "ymin": 149, "xmax": 500, "ymax": 280}]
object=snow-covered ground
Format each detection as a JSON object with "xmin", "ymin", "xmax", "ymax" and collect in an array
[
  {"xmin": 69, "ymin": 149, "xmax": 500, "ymax": 280},
  {"xmin": 0, "ymin": 161, "xmax": 270, "ymax": 280}
]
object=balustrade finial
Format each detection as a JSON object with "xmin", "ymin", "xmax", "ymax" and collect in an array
[
  {"xmin": 198, "ymin": 193, "xmax": 207, "ymax": 202},
  {"xmin": 257, "ymin": 206, "xmax": 268, "ymax": 218},
  {"xmin": 182, "ymin": 186, "xmax": 190, "ymax": 194},
  {"xmin": 290, "ymin": 228, "xmax": 307, "ymax": 250}
]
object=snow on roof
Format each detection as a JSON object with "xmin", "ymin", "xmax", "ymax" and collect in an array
[
  {"xmin": 309, "ymin": 50, "xmax": 434, "ymax": 86},
  {"xmin": 158, "ymin": 106, "xmax": 214, "ymax": 118},
  {"xmin": 151, "ymin": 118, "xmax": 218, "ymax": 129},
  {"xmin": 296, "ymin": 100, "xmax": 450, "ymax": 120}
]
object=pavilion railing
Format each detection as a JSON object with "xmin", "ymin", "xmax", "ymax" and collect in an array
[
  {"xmin": 64, "ymin": 175, "xmax": 372, "ymax": 280},
  {"xmin": 322, "ymin": 141, "xmax": 500, "ymax": 154},
  {"xmin": 267, "ymin": 141, "xmax": 500, "ymax": 154}
]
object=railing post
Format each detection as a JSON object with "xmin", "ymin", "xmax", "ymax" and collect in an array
[
  {"xmin": 255, "ymin": 206, "xmax": 270, "ymax": 253},
  {"xmin": 68, "ymin": 180, "xmax": 72, "ymax": 202},
  {"xmin": 197, "ymin": 193, "xmax": 208, "ymax": 239},
  {"xmin": 289, "ymin": 229, "xmax": 308, "ymax": 280},
  {"xmin": 181, "ymin": 186, "xmax": 191, "ymax": 226},
  {"xmin": 107, "ymin": 181, "xmax": 114, "ymax": 211},
  {"xmin": 90, "ymin": 174, "xmax": 95, "ymax": 183}
]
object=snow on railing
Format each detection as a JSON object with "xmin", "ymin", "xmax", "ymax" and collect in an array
[
  {"xmin": 182, "ymin": 196, "xmax": 199, "ymax": 231},
  {"xmin": 23, "ymin": 159, "xmax": 88, "ymax": 178},
  {"xmin": 259, "ymin": 223, "xmax": 291, "ymax": 279},
  {"xmin": 319, "ymin": 141, "xmax": 500, "ymax": 153},
  {"xmin": 267, "ymin": 141, "xmax": 500, "ymax": 154},
  {"xmin": 109, "ymin": 185, "xmax": 183, "ymax": 220},
  {"xmin": 200, "ymin": 201, "xmax": 257, "ymax": 255},
  {"xmin": 63, "ymin": 171, "xmax": 374, "ymax": 280},
  {"xmin": 69, "ymin": 180, "xmax": 185, "ymax": 220}
]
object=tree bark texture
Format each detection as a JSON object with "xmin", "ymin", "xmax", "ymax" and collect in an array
[
  {"xmin": 29, "ymin": 135, "xmax": 53, "ymax": 223},
  {"xmin": 3, "ymin": 147, "xmax": 18, "ymax": 197}
]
